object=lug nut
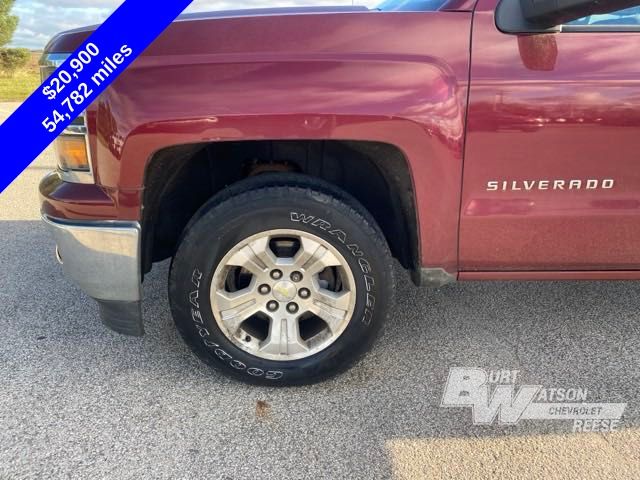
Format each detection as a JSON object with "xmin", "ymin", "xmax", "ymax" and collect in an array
[
  {"xmin": 258, "ymin": 284, "xmax": 271, "ymax": 295},
  {"xmin": 299, "ymin": 288, "xmax": 310, "ymax": 299},
  {"xmin": 270, "ymin": 269, "xmax": 283, "ymax": 280},
  {"xmin": 286, "ymin": 302, "xmax": 299, "ymax": 314},
  {"xmin": 267, "ymin": 300, "xmax": 279, "ymax": 312},
  {"xmin": 290, "ymin": 271, "xmax": 303, "ymax": 282}
]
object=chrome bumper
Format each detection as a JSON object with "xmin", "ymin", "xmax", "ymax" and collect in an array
[{"xmin": 42, "ymin": 215, "xmax": 144, "ymax": 336}]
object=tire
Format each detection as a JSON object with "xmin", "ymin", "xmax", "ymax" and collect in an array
[{"xmin": 168, "ymin": 174, "xmax": 394, "ymax": 385}]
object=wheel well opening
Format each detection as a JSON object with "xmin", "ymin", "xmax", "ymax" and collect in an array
[{"xmin": 142, "ymin": 140, "xmax": 420, "ymax": 281}]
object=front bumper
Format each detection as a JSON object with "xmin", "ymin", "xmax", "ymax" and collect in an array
[{"xmin": 42, "ymin": 214, "xmax": 144, "ymax": 336}]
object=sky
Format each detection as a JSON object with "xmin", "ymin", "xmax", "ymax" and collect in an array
[{"xmin": 9, "ymin": 0, "xmax": 378, "ymax": 50}]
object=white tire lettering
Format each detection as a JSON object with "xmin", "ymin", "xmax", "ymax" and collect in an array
[
  {"xmin": 192, "ymin": 268, "xmax": 203, "ymax": 288},
  {"xmin": 191, "ymin": 308, "xmax": 203, "ymax": 324},
  {"xmin": 215, "ymin": 348, "xmax": 232, "ymax": 361},
  {"xmin": 189, "ymin": 290, "xmax": 199, "ymax": 309},
  {"xmin": 289, "ymin": 212, "xmax": 378, "ymax": 333},
  {"xmin": 362, "ymin": 309, "xmax": 373, "ymax": 326},
  {"xmin": 230, "ymin": 360, "xmax": 246, "ymax": 370},
  {"xmin": 189, "ymin": 268, "xmax": 284, "ymax": 380},
  {"xmin": 290, "ymin": 212, "xmax": 314, "ymax": 223}
]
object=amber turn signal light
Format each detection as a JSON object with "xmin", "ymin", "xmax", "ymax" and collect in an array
[{"xmin": 56, "ymin": 135, "xmax": 90, "ymax": 172}]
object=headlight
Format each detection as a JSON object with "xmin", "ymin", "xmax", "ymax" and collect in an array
[
  {"xmin": 39, "ymin": 53, "xmax": 68, "ymax": 82},
  {"xmin": 40, "ymin": 53, "xmax": 94, "ymax": 184}
]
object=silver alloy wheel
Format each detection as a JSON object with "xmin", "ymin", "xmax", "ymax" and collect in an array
[{"xmin": 209, "ymin": 229, "xmax": 357, "ymax": 361}]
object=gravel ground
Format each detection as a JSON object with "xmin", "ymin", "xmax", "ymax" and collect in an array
[{"xmin": 0, "ymin": 102, "xmax": 639, "ymax": 479}]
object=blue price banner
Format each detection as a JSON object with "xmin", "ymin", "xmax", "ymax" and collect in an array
[{"xmin": 0, "ymin": 0, "xmax": 194, "ymax": 194}]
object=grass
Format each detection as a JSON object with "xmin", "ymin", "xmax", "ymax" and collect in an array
[{"xmin": 0, "ymin": 51, "xmax": 41, "ymax": 102}]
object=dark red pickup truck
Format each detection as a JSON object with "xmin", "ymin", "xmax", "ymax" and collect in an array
[{"xmin": 39, "ymin": 0, "xmax": 640, "ymax": 384}]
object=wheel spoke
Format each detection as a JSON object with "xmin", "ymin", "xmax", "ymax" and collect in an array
[
  {"xmin": 248, "ymin": 236, "xmax": 279, "ymax": 269},
  {"xmin": 309, "ymin": 289, "xmax": 351, "ymax": 333},
  {"xmin": 315, "ymin": 288, "xmax": 352, "ymax": 311},
  {"xmin": 294, "ymin": 236, "xmax": 322, "ymax": 267},
  {"xmin": 226, "ymin": 237, "xmax": 277, "ymax": 275},
  {"xmin": 213, "ymin": 285, "xmax": 260, "ymax": 335},
  {"xmin": 260, "ymin": 315, "xmax": 309, "ymax": 356},
  {"xmin": 299, "ymin": 244, "xmax": 341, "ymax": 277}
]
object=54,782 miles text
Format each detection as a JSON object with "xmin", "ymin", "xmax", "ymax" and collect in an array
[{"xmin": 41, "ymin": 43, "xmax": 133, "ymax": 133}]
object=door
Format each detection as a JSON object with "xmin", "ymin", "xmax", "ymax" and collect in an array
[{"xmin": 459, "ymin": 0, "xmax": 640, "ymax": 272}]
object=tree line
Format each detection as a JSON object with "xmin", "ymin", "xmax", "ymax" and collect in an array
[{"xmin": 0, "ymin": 0, "xmax": 30, "ymax": 77}]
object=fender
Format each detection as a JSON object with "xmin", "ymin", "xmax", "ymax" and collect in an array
[{"xmin": 82, "ymin": 11, "xmax": 472, "ymax": 272}]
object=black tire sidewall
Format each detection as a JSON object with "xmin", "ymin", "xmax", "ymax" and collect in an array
[{"xmin": 169, "ymin": 187, "xmax": 392, "ymax": 385}]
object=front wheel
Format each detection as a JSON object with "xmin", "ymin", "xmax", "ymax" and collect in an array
[{"xmin": 168, "ymin": 175, "xmax": 394, "ymax": 385}]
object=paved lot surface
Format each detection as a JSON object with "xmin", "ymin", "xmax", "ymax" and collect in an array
[{"xmin": 0, "ymin": 102, "xmax": 639, "ymax": 479}]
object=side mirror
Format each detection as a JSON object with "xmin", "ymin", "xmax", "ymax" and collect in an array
[{"xmin": 521, "ymin": 0, "xmax": 640, "ymax": 28}]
